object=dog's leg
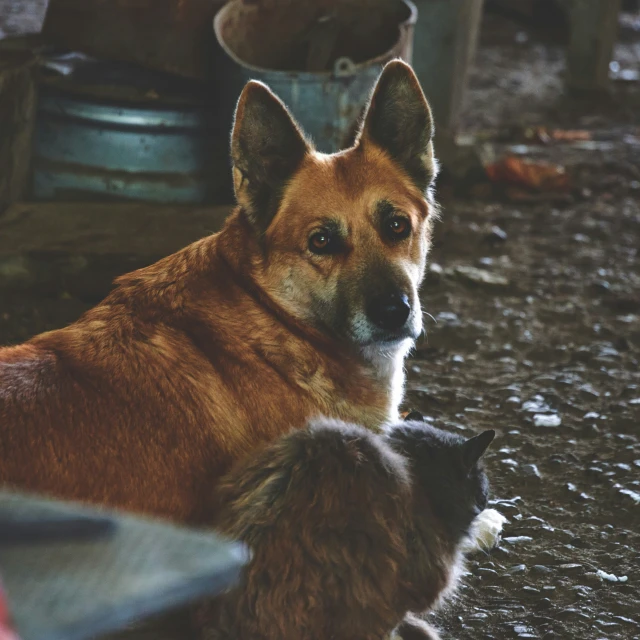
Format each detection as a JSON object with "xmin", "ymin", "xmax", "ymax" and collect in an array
[
  {"xmin": 463, "ymin": 508, "xmax": 507, "ymax": 553},
  {"xmin": 393, "ymin": 614, "xmax": 441, "ymax": 640}
]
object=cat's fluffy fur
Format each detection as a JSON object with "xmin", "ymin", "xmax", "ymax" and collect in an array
[{"xmin": 194, "ymin": 419, "xmax": 494, "ymax": 640}]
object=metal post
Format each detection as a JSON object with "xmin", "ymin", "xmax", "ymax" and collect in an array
[
  {"xmin": 410, "ymin": 0, "xmax": 484, "ymax": 143},
  {"xmin": 566, "ymin": 0, "xmax": 621, "ymax": 92}
]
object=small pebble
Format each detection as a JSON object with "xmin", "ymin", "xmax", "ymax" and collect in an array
[
  {"xmin": 533, "ymin": 414, "xmax": 562, "ymax": 427},
  {"xmin": 618, "ymin": 487, "xmax": 640, "ymax": 504},
  {"xmin": 503, "ymin": 536, "xmax": 533, "ymax": 545},
  {"xmin": 558, "ymin": 563, "xmax": 584, "ymax": 574},
  {"xmin": 596, "ymin": 569, "xmax": 628, "ymax": 583},
  {"xmin": 522, "ymin": 463, "xmax": 542, "ymax": 479},
  {"xmin": 531, "ymin": 565, "xmax": 552, "ymax": 575},
  {"xmin": 508, "ymin": 564, "xmax": 528, "ymax": 574}
]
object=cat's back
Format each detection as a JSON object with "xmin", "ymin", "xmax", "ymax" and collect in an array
[
  {"xmin": 215, "ymin": 419, "xmax": 412, "ymax": 537},
  {"xmin": 209, "ymin": 419, "xmax": 414, "ymax": 640}
]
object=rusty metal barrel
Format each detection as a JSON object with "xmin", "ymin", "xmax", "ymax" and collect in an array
[{"xmin": 214, "ymin": 0, "xmax": 417, "ymax": 153}]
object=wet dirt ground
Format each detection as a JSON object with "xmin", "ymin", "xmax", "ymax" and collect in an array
[{"xmin": 1, "ymin": 6, "xmax": 640, "ymax": 640}]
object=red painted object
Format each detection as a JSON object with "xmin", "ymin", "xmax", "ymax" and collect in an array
[{"xmin": 0, "ymin": 581, "xmax": 20, "ymax": 640}]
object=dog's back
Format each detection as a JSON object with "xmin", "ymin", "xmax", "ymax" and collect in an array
[{"xmin": 0, "ymin": 242, "xmax": 238, "ymax": 521}]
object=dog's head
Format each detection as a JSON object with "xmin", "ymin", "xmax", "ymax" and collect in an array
[{"xmin": 230, "ymin": 60, "xmax": 438, "ymax": 353}]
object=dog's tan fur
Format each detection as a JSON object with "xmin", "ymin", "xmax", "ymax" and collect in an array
[{"xmin": 0, "ymin": 61, "xmax": 438, "ymax": 525}]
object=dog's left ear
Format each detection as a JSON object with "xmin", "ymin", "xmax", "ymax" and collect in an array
[
  {"xmin": 231, "ymin": 81, "xmax": 310, "ymax": 234},
  {"xmin": 358, "ymin": 59, "xmax": 437, "ymax": 193}
]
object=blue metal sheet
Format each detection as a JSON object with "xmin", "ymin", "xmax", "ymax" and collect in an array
[{"xmin": 31, "ymin": 83, "xmax": 229, "ymax": 203}]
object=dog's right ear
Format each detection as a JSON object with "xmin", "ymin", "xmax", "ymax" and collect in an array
[
  {"xmin": 231, "ymin": 81, "xmax": 309, "ymax": 235},
  {"xmin": 358, "ymin": 60, "xmax": 437, "ymax": 194}
]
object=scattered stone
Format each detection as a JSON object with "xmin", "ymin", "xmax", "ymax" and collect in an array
[
  {"xmin": 596, "ymin": 569, "xmax": 629, "ymax": 583},
  {"xmin": 617, "ymin": 486, "xmax": 640, "ymax": 504},
  {"xmin": 582, "ymin": 424, "xmax": 600, "ymax": 438},
  {"xmin": 558, "ymin": 563, "xmax": 584, "ymax": 574},
  {"xmin": 436, "ymin": 311, "xmax": 460, "ymax": 325},
  {"xmin": 484, "ymin": 225, "xmax": 508, "ymax": 244},
  {"xmin": 468, "ymin": 612, "xmax": 489, "ymax": 620},
  {"xmin": 451, "ymin": 265, "xmax": 510, "ymax": 289},
  {"xmin": 578, "ymin": 383, "xmax": 600, "ymax": 398},
  {"xmin": 503, "ymin": 536, "xmax": 533, "ymax": 545},
  {"xmin": 522, "ymin": 464, "xmax": 542, "ymax": 480},
  {"xmin": 533, "ymin": 414, "xmax": 561, "ymax": 427},
  {"xmin": 508, "ymin": 564, "xmax": 528, "ymax": 574},
  {"xmin": 531, "ymin": 565, "xmax": 552, "ymax": 575},
  {"xmin": 521, "ymin": 396, "xmax": 552, "ymax": 413}
]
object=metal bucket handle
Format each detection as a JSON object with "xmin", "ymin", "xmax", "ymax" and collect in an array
[{"xmin": 333, "ymin": 56, "xmax": 357, "ymax": 78}]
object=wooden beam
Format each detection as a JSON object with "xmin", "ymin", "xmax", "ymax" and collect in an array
[
  {"xmin": 0, "ymin": 50, "xmax": 37, "ymax": 213},
  {"xmin": 0, "ymin": 202, "xmax": 234, "ymax": 296},
  {"xmin": 0, "ymin": 202, "xmax": 233, "ymax": 256}
]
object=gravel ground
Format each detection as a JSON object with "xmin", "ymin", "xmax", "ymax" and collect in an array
[{"xmin": 1, "ymin": 5, "xmax": 639, "ymax": 640}]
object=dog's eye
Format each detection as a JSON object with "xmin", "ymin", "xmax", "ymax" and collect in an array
[
  {"xmin": 309, "ymin": 230, "xmax": 338, "ymax": 254},
  {"xmin": 386, "ymin": 216, "xmax": 411, "ymax": 240}
]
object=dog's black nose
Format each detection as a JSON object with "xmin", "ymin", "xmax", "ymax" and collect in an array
[{"xmin": 367, "ymin": 292, "xmax": 411, "ymax": 332}]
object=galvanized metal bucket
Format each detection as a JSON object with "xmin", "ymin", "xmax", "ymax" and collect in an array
[{"xmin": 213, "ymin": 0, "xmax": 417, "ymax": 153}]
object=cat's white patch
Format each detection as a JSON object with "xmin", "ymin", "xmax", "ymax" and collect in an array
[{"xmin": 463, "ymin": 508, "xmax": 508, "ymax": 553}]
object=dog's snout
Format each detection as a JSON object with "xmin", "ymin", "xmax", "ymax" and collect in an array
[{"xmin": 367, "ymin": 291, "xmax": 411, "ymax": 332}]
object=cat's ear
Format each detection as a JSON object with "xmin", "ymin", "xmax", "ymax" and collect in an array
[
  {"xmin": 461, "ymin": 430, "xmax": 495, "ymax": 470},
  {"xmin": 231, "ymin": 80, "xmax": 310, "ymax": 235},
  {"xmin": 357, "ymin": 59, "xmax": 437, "ymax": 193}
]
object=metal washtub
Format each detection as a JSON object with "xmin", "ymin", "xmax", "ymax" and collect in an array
[{"xmin": 31, "ymin": 62, "xmax": 231, "ymax": 203}]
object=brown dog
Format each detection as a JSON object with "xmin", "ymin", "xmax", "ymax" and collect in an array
[
  {"xmin": 0, "ymin": 60, "xmax": 439, "ymax": 525},
  {"xmin": 194, "ymin": 418, "xmax": 495, "ymax": 640}
]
